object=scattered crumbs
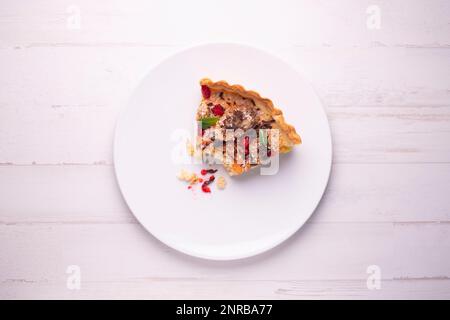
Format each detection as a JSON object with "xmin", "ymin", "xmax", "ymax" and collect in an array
[
  {"xmin": 177, "ymin": 169, "xmax": 198, "ymax": 184},
  {"xmin": 177, "ymin": 168, "xmax": 189, "ymax": 181},
  {"xmin": 178, "ymin": 168, "xmax": 225, "ymax": 193}
]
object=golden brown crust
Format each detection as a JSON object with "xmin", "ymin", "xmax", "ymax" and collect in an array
[{"xmin": 200, "ymin": 78, "xmax": 301, "ymax": 145}]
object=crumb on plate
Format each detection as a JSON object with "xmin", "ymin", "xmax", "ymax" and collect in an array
[
  {"xmin": 177, "ymin": 169, "xmax": 198, "ymax": 184},
  {"xmin": 216, "ymin": 175, "xmax": 227, "ymax": 190}
]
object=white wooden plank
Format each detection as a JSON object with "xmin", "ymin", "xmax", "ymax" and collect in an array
[
  {"xmin": 1, "ymin": 279, "xmax": 449, "ymax": 299},
  {"xmin": 1, "ymin": 47, "xmax": 449, "ymax": 109},
  {"xmin": 0, "ymin": 164, "xmax": 449, "ymax": 224},
  {"xmin": 0, "ymin": 46, "xmax": 178, "ymax": 164},
  {"xmin": 0, "ymin": 0, "xmax": 449, "ymax": 48},
  {"xmin": 313, "ymin": 163, "xmax": 450, "ymax": 222},
  {"xmin": 0, "ymin": 223, "xmax": 448, "ymax": 283},
  {"xmin": 284, "ymin": 47, "xmax": 450, "ymax": 107},
  {"xmin": 271, "ymin": 279, "xmax": 450, "ymax": 300},
  {"xmin": 0, "ymin": 166, "xmax": 131, "ymax": 224},
  {"xmin": 330, "ymin": 106, "xmax": 450, "ymax": 163}
]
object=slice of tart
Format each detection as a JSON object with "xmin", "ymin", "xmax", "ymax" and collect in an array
[{"xmin": 196, "ymin": 78, "xmax": 301, "ymax": 176}]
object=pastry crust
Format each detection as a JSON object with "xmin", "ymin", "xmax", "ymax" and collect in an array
[{"xmin": 200, "ymin": 78, "xmax": 302, "ymax": 146}]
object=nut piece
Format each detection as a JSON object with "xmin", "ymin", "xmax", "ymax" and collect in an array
[
  {"xmin": 177, "ymin": 169, "xmax": 198, "ymax": 184},
  {"xmin": 216, "ymin": 176, "xmax": 227, "ymax": 190},
  {"xmin": 177, "ymin": 169, "xmax": 189, "ymax": 181},
  {"xmin": 188, "ymin": 173, "xmax": 199, "ymax": 184}
]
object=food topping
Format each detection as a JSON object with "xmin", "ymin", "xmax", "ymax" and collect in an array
[
  {"xmin": 201, "ymin": 184, "xmax": 211, "ymax": 193},
  {"xmin": 201, "ymin": 117, "xmax": 219, "ymax": 129},
  {"xmin": 244, "ymin": 136, "xmax": 250, "ymax": 156},
  {"xmin": 201, "ymin": 85, "xmax": 211, "ymax": 99},
  {"xmin": 200, "ymin": 174, "xmax": 215, "ymax": 193},
  {"xmin": 211, "ymin": 104, "xmax": 225, "ymax": 116},
  {"xmin": 201, "ymin": 169, "xmax": 218, "ymax": 175},
  {"xmin": 178, "ymin": 168, "xmax": 222, "ymax": 194}
]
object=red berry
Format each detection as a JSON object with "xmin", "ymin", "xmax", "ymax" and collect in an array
[
  {"xmin": 209, "ymin": 175, "xmax": 215, "ymax": 182},
  {"xmin": 244, "ymin": 136, "xmax": 249, "ymax": 147},
  {"xmin": 201, "ymin": 169, "xmax": 217, "ymax": 175},
  {"xmin": 244, "ymin": 136, "xmax": 250, "ymax": 155},
  {"xmin": 201, "ymin": 85, "xmax": 211, "ymax": 99},
  {"xmin": 201, "ymin": 184, "xmax": 211, "ymax": 193},
  {"xmin": 211, "ymin": 104, "xmax": 224, "ymax": 116}
]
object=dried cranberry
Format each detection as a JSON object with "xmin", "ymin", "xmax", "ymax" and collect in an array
[
  {"xmin": 200, "ymin": 174, "xmax": 215, "ymax": 193},
  {"xmin": 201, "ymin": 169, "xmax": 217, "ymax": 175},
  {"xmin": 201, "ymin": 184, "xmax": 211, "ymax": 193},
  {"xmin": 244, "ymin": 136, "xmax": 249, "ymax": 147},
  {"xmin": 244, "ymin": 136, "xmax": 250, "ymax": 155},
  {"xmin": 211, "ymin": 104, "xmax": 224, "ymax": 116},
  {"xmin": 201, "ymin": 85, "xmax": 211, "ymax": 99}
]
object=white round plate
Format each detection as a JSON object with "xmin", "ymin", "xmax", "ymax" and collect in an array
[{"xmin": 114, "ymin": 43, "xmax": 332, "ymax": 260}]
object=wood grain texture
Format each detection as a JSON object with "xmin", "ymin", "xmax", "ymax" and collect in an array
[
  {"xmin": 0, "ymin": 222, "xmax": 448, "ymax": 299},
  {"xmin": 1, "ymin": 279, "xmax": 449, "ymax": 300},
  {"xmin": 0, "ymin": 223, "xmax": 448, "ymax": 281},
  {"xmin": 0, "ymin": 0, "xmax": 449, "ymax": 299},
  {"xmin": 0, "ymin": 0, "xmax": 449, "ymax": 48},
  {"xmin": 1, "ymin": 47, "xmax": 449, "ymax": 109}
]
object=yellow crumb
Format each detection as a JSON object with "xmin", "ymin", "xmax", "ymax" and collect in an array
[
  {"xmin": 178, "ymin": 169, "xmax": 200, "ymax": 185},
  {"xmin": 177, "ymin": 169, "xmax": 189, "ymax": 181},
  {"xmin": 188, "ymin": 173, "xmax": 199, "ymax": 184},
  {"xmin": 216, "ymin": 176, "xmax": 227, "ymax": 190}
]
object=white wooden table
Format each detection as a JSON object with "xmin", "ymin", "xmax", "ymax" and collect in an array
[{"xmin": 1, "ymin": 0, "xmax": 449, "ymax": 299}]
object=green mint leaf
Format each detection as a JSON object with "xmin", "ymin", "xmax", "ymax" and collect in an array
[{"xmin": 201, "ymin": 117, "xmax": 219, "ymax": 129}]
